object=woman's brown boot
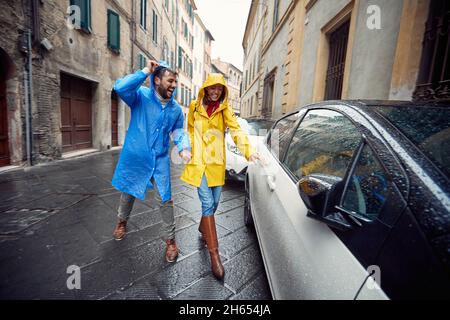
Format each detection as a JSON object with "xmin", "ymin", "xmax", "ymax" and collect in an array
[
  {"xmin": 199, "ymin": 216, "xmax": 206, "ymax": 241},
  {"xmin": 202, "ymin": 215, "xmax": 225, "ymax": 280}
]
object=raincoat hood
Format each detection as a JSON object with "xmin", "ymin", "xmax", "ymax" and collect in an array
[{"xmin": 196, "ymin": 73, "xmax": 229, "ymax": 109}]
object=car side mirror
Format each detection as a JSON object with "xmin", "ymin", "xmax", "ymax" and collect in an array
[{"xmin": 297, "ymin": 174, "xmax": 352, "ymax": 231}]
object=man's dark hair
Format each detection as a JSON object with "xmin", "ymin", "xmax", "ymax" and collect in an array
[{"xmin": 154, "ymin": 67, "xmax": 178, "ymax": 80}]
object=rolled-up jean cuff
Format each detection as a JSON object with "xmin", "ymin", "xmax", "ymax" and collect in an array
[{"xmin": 202, "ymin": 209, "xmax": 215, "ymax": 216}]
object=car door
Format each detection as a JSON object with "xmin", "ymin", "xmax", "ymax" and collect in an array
[
  {"xmin": 248, "ymin": 110, "xmax": 305, "ymax": 298},
  {"xmin": 250, "ymin": 107, "xmax": 392, "ymax": 299},
  {"xmin": 334, "ymin": 140, "xmax": 407, "ymax": 300}
]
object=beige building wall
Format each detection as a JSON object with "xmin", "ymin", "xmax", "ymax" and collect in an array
[
  {"xmin": 160, "ymin": 0, "xmax": 177, "ymax": 69},
  {"xmin": 193, "ymin": 14, "xmax": 206, "ymax": 98},
  {"xmin": 34, "ymin": 0, "xmax": 133, "ymax": 160},
  {"xmin": 204, "ymin": 31, "xmax": 214, "ymax": 84},
  {"xmin": 243, "ymin": 0, "xmax": 431, "ymax": 120},
  {"xmin": 212, "ymin": 58, "xmax": 242, "ymax": 114},
  {"xmin": 175, "ymin": 0, "xmax": 196, "ymax": 122},
  {"xmin": 0, "ymin": 0, "xmax": 223, "ymax": 166},
  {"xmin": 135, "ymin": 0, "xmax": 158, "ymax": 61},
  {"xmin": 241, "ymin": 0, "xmax": 265, "ymax": 118}
]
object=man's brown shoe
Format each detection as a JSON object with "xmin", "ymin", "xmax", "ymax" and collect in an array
[
  {"xmin": 113, "ymin": 220, "xmax": 127, "ymax": 241},
  {"xmin": 165, "ymin": 239, "xmax": 179, "ymax": 263}
]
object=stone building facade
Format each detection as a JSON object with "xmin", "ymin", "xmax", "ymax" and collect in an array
[
  {"xmin": 241, "ymin": 0, "xmax": 449, "ymax": 119},
  {"xmin": 212, "ymin": 58, "xmax": 242, "ymax": 114},
  {"xmin": 0, "ymin": 0, "xmax": 214, "ymax": 167}
]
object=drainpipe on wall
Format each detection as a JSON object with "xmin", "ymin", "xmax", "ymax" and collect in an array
[
  {"xmin": 22, "ymin": 0, "xmax": 40, "ymax": 166},
  {"xmin": 24, "ymin": 29, "xmax": 33, "ymax": 166}
]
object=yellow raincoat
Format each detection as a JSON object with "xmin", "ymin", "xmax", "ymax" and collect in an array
[{"xmin": 181, "ymin": 74, "xmax": 256, "ymax": 187}]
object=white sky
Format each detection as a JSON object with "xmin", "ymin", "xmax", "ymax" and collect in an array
[{"xmin": 194, "ymin": 0, "xmax": 252, "ymax": 71}]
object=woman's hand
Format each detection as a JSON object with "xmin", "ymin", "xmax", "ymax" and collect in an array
[
  {"xmin": 179, "ymin": 150, "xmax": 192, "ymax": 164},
  {"xmin": 248, "ymin": 152, "xmax": 261, "ymax": 163}
]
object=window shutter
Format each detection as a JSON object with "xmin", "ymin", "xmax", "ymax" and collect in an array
[
  {"xmin": 178, "ymin": 46, "xmax": 182, "ymax": 68},
  {"xmin": 107, "ymin": 10, "xmax": 120, "ymax": 53},
  {"xmin": 181, "ymin": 87, "xmax": 185, "ymax": 105},
  {"xmin": 153, "ymin": 10, "xmax": 158, "ymax": 43},
  {"xmin": 140, "ymin": 0, "xmax": 147, "ymax": 30},
  {"xmin": 138, "ymin": 54, "xmax": 146, "ymax": 69},
  {"xmin": 70, "ymin": 0, "xmax": 91, "ymax": 32}
]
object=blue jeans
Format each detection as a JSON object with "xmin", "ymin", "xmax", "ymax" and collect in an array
[{"xmin": 197, "ymin": 174, "xmax": 222, "ymax": 216}]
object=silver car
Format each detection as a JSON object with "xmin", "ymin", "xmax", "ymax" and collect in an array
[{"xmin": 245, "ymin": 101, "xmax": 450, "ymax": 300}]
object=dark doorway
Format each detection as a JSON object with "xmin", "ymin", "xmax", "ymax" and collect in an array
[
  {"xmin": 60, "ymin": 73, "xmax": 93, "ymax": 153},
  {"xmin": 111, "ymin": 90, "xmax": 118, "ymax": 147},
  {"xmin": 324, "ymin": 19, "xmax": 350, "ymax": 100}
]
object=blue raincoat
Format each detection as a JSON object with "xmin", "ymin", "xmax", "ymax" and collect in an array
[{"xmin": 112, "ymin": 62, "xmax": 190, "ymax": 203}]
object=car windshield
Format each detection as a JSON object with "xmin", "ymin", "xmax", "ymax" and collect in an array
[
  {"xmin": 238, "ymin": 119, "xmax": 274, "ymax": 136},
  {"xmin": 375, "ymin": 105, "xmax": 450, "ymax": 178}
]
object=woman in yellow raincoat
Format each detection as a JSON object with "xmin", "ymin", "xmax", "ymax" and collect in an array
[{"xmin": 181, "ymin": 73, "xmax": 259, "ymax": 280}]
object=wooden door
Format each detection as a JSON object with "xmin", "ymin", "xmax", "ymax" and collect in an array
[
  {"xmin": 60, "ymin": 73, "xmax": 93, "ymax": 153},
  {"xmin": 111, "ymin": 91, "xmax": 118, "ymax": 147}
]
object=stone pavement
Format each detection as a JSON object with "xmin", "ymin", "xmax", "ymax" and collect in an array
[{"xmin": 0, "ymin": 150, "xmax": 271, "ymax": 300}]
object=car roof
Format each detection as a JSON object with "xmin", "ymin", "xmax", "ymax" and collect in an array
[{"xmin": 292, "ymin": 99, "xmax": 449, "ymax": 116}]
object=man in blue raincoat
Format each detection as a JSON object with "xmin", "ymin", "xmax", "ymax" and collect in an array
[{"xmin": 111, "ymin": 60, "xmax": 191, "ymax": 263}]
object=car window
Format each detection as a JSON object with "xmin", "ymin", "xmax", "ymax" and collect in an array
[
  {"xmin": 283, "ymin": 109, "xmax": 361, "ymax": 181},
  {"xmin": 267, "ymin": 112, "xmax": 303, "ymax": 160},
  {"xmin": 375, "ymin": 106, "xmax": 450, "ymax": 178},
  {"xmin": 341, "ymin": 144, "xmax": 389, "ymax": 221}
]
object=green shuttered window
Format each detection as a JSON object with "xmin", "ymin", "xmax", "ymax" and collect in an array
[
  {"xmin": 152, "ymin": 10, "xmax": 158, "ymax": 43},
  {"xmin": 138, "ymin": 54, "xmax": 147, "ymax": 70},
  {"xmin": 107, "ymin": 10, "xmax": 120, "ymax": 53},
  {"xmin": 140, "ymin": 0, "xmax": 147, "ymax": 30},
  {"xmin": 70, "ymin": 0, "xmax": 91, "ymax": 33}
]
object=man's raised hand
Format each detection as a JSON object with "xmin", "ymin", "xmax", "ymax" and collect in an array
[{"xmin": 147, "ymin": 60, "xmax": 160, "ymax": 74}]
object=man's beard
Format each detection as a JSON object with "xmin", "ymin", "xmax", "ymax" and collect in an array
[{"xmin": 158, "ymin": 87, "xmax": 173, "ymax": 99}]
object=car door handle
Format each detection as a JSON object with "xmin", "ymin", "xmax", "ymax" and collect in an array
[{"xmin": 266, "ymin": 175, "xmax": 276, "ymax": 191}]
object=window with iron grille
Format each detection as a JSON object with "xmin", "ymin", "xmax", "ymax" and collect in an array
[
  {"xmin": 413, "ymin": 0, "xmax": 450, "ymax": 103},
  {"xmin": 262, "ymin": 69, "xmax": 276, "ymax": 117},
  {"xmin": 324, "ymin": 20, "xmax": 350, "ymax": 100}
]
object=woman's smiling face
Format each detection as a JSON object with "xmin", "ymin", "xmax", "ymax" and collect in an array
[{"xmin": 205, "ymin": 84, "xmax": 224, "ymax": 102}]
